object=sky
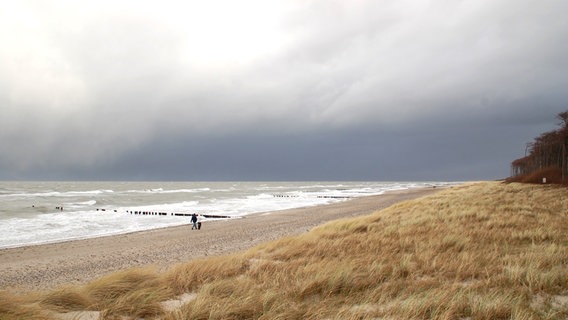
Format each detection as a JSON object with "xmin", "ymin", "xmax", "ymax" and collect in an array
[{"xmin": 1, "ymin": 0, "xmax": 567, "ymax": 181}]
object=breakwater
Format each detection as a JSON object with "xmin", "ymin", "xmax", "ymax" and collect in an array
[
  {"xmin": 272, "ymin": 194, "xmax": 353, "ymax": 199},
  {"xmin": 93, "ymin": 208, "xmax": 231, "ymax": 219}
]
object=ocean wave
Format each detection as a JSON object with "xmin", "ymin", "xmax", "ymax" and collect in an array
[
  {"xmin": 0, "ymin": 189, "xmax": 113, "ymax": 198},
  {"xmin": 126, "ymin": 188, "xmax": 211, "ymax": 194}
]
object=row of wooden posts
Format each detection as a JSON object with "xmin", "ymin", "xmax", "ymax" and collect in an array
[
  {"xmin": 94, "ymin": 208, "xmax": 231, "ymax": 219},
  {"xmin": 272, "ymin": 194, "xmax": 352, "ymax": 199}
]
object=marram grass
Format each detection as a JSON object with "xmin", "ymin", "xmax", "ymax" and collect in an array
[{"xmin": 1, "ymin": 182, "xmax": 567, "ymax": 319}]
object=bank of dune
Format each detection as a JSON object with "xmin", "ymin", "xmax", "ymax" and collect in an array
[{"xmin": 1, "ymin": 181, "xmax": 567, "ymax": 319}]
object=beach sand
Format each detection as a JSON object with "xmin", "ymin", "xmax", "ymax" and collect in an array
[{"xmin": 0, "ymin": 188, "xmax": 439, "ymax": 292}]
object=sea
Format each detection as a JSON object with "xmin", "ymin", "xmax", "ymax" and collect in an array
[{"xmin": 0, "ymin": 181, "xmax": 457, "ymax": 249}]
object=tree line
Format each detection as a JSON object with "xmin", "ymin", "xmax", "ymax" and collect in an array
[{"xmin": 509, "ymin": 110, "xmax": 568, "ymax": 184}]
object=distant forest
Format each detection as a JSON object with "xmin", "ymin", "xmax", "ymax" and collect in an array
[{"xmin": 509, "ymin": 110, "xmax": 568, "ymax": 185}]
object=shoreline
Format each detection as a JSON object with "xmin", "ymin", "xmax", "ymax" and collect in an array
[{"xmin": 0, "ymin": 187, "xmax": 440, "ymax": 292}]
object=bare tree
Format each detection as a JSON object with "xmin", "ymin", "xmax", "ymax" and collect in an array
[{"xmin": 511, "ymin": 110, "xmax": 568, "ymax": 183}]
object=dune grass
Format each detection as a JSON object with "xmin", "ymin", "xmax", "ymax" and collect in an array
[{"xmin": 1, "ymin": 181, "xmax": 567, "ymax": 319}]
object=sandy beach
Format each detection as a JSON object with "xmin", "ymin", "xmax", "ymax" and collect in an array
[{"xmin": 0, "ymin": 188, "xmax": 439, "ymax": 292}]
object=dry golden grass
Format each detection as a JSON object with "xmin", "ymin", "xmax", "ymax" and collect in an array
[
  {"xmin": 2, "ymin": 182, "xmax": 568, "ymax": 319},
  {"xmin": 0, "ymin": 290, "xmax": 50, "ymax": 320}
]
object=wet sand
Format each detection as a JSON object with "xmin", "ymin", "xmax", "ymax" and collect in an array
[{"xmin": 0, "ymin": 188, "xmax": 439, "ymax": 292}]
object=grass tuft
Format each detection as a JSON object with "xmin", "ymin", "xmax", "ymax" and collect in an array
[
  {"xmin": 39, "ymin": 286, "xmax": 93, "ymax": 312},
  {"xmin": 164, "ymin": 254, "xmax": 250, "ymax": 294}
]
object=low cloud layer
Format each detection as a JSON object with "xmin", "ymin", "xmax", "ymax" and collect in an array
[{"xmin": 1, "ymin": 0, "xmax": 567, "ymax": 180}]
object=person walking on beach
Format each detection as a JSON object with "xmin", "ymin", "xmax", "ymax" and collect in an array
[{"xmin": 191, "ymin": 213, "xmax": 198, "ymax": 230}]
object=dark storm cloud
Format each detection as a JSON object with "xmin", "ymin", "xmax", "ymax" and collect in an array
[{"xmin": 1, "ymin": 0, "xmax": 567, "ymax": 180}]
